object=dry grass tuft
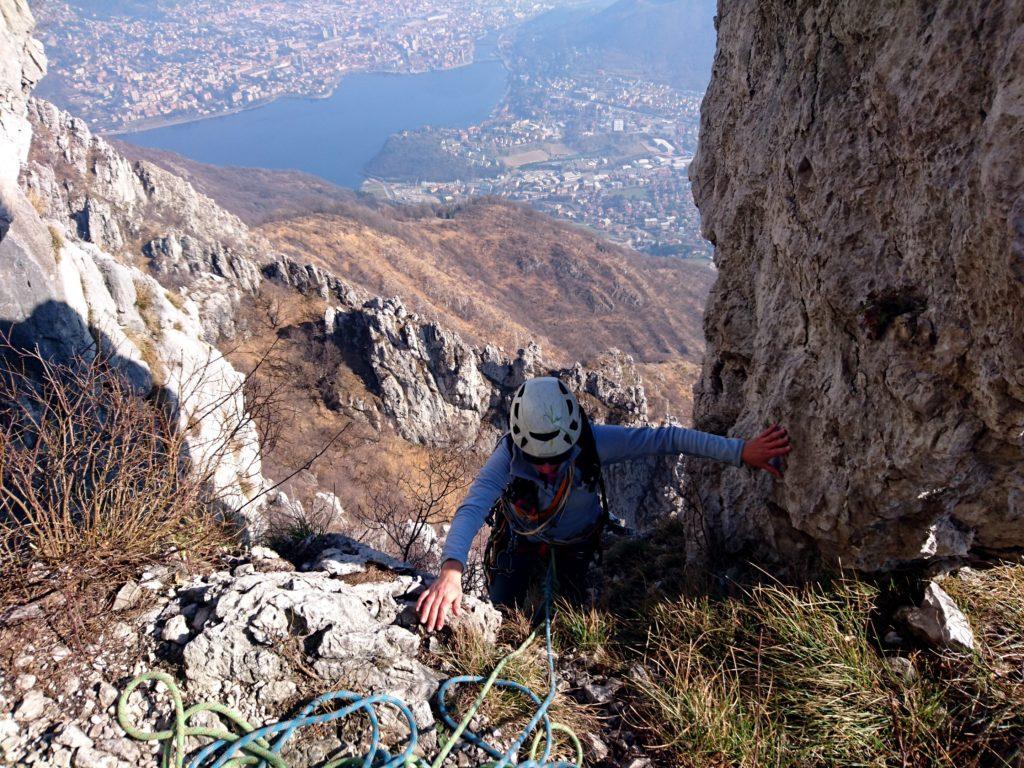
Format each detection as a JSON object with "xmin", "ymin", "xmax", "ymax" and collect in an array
[
  {"xmin": 583, "ymin": 523, "xmax": 1024, "ymax": 768},
  {"xmin": 48, "ymin": 225, "xmax": 64, "ymax": 261},
  {"xmin": 0, "ymin": 341, "xmax": 237, "ymax": 612},
  {"xmin": 133, "ymin": 279, "xmax": 163, "ymax": 338},
  {"xmin": 164, "ymin": 289, "xmax": 187, "ymax": 311},
  {"xmin": 432, "ymin": 620, "xmax": 600, "ymax": 762}
]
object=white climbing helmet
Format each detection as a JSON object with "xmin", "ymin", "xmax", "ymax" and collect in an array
[{"xmin": 508, "ymin": 377, "xmax": 583, "ymax": 459}]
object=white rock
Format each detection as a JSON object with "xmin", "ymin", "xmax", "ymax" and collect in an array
[
  {"xmin": 883, "ymin": 656, "xmax": 918, "ymax": 682},
  {"xmin": 54, "ymin": 723, "xmax": 93, "ymax": 750},
  {"xmin": 14, "ymin": 690, "xmax": 52, "ymax": 721},
  {"xmin": 111, "ymin": 581, "xmax": 144, "ymax": 612},
  {"xmin": 583, "ymin": 732, "xmax": 609, "ymax": 762},
  {"xmin": 250, "ymin": 545, "xmax": 281, "ymax": 561},
  {"xmin": 312, "ymin": 491, "xmax": 346, "ymax": 524},
  {"xmin": 0, "ymin": 716, "xmax": 21, "ymax": 754},
  {"xmin": 15, "ymin": 674, "xmax": 36, "ymax": 691},
  {"xmin": 161, "ymin": 615, "xmax": 191, "ymax": 645},
  {"xmin": 897, "ymin": 582, "xmax": 974, "ymax": 651},
  {"xmin": 446, "ymin": 594, "xmax": 502, "ymax": 645},
  {"xmin": 72, "ymin": 745, "xmax": 119, "ymax": 768}
]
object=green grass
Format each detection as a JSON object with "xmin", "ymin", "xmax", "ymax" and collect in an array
[
  {"xmin": 554, "ymin": 601, "xmax": 615, "ymax": 665},
  {"xmin": 430, "ymin": 520, "xmax": 1024, "ymax": 767},
  {"xmin": 595, "ymin": 523, "xmax": 1024, "ymax": 767}
]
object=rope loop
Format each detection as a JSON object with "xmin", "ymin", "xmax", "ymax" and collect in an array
[{"xmin": 117, "ymin": 557, "xmax": 583, "ymax": 768}]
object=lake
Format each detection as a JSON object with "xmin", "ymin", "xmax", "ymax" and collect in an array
[{"xmin": 120, "ymin": 61, "xmax": 508, "ymax": 188}]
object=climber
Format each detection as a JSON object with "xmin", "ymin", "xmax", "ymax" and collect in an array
[{"xmin": 416, "ymin": 376, "xmax": 791, "ymax": 631}]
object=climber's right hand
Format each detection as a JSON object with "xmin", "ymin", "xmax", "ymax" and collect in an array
[{"xmin": 416, "ymin": 559, "xmax": 463, "ymax": 633}]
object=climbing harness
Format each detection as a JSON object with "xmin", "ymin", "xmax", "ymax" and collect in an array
[
  {"xmin": 490, "ymin": 409, "xmax": 611, "ymax": 548},
  {"xmin": 501, "ymin": 462, "xmax": 576, "ymax": 538},
  {"xmin": 117, "ymin": 560, "xmax": 581, "ymax": 768}
]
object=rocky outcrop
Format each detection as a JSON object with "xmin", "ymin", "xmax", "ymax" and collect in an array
[
  {"xmin": 321, "ymin": 294, "xmax": 683, "ymax": 529},
  {"xmin": 0, "ymin": 0, "xmax": 44, "ymax": 234},
  {"xmin": 264, "ymin": 253, "xmax": 364, "ymax": 308},
  {"xmin": 690, "ymin": 0, "xmax": 1024, "ymax": 571},
  {"xmin": 0, "ymin": 2, "xmax": 267, "ymax": 537},
  {"xmin": 0, "ymin": 539, "xmax": 502, "ymax": 767},
  {"xmin": 21, "ymin": 100, "xmax": 263, "ymax": 341},
  {"xmin": 334, "ymin": 296, "xmax": 494, "ymax": 445}
]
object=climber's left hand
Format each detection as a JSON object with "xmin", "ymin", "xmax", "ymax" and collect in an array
[{"xmin": 741, "ymin": 424, "xmax": 791, "ymax": 478}]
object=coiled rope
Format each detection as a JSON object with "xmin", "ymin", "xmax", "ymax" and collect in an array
[{"xmin": 117, "ymin": 561, "xmax": 582, "ymax": 768}]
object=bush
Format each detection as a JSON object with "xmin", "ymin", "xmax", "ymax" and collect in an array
[{"xmin": 0, "ymin": 342, "xmax": 235, "ymax": 605}]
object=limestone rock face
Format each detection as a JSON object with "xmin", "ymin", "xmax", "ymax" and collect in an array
[
  {"xmin": 0, "ymin": 0, "xmax": 44, "ymax": 227},
  {"xmin": 22, "ymin": 100, "xmax": 263, "ymax": 340},
  {"xmin": 0, "ymin": 5, "xmax": 267, "ymax": 538},
  {"xmin": 347, "ymin": 296, "xmax": 492, "ymax": 445},
  {"xmin": 690, "ymin": 0, "xmax": 1024, "ymax": 570}
]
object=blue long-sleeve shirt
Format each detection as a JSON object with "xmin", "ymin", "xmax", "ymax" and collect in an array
[{"xmin": 440, "ymin": 424, "xmax": 745, "ymax": 565}]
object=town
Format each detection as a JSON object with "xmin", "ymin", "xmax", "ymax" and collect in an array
[
  {"xmin": 32, "ymin": 0, "xmax": 564, "ymax": 131},
  {"xmin": 363, "ymin": 72, "xmax": 712, "ymax": 258},
  {"xmin": 33, "ymin": 0, "xmax": 712, "ymax": 259}
]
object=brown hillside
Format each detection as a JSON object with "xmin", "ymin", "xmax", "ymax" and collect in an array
[{"xmin": 260, "ymin": 198, "xmax": 715, "ymax": 368}]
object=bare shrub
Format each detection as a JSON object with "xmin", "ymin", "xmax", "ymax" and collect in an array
[
  {"xmin": 264, "ymin": 489, "xmax": 344, "ymax": 564},
  {"xmin": 460, "ymin": 534, "xmax": 489, "ymax": 597},
  {"xmin": 355, "ymin": 445, "xmax": 472, "ymax": 569}
]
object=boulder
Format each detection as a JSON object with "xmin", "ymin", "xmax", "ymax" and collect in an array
[{"xmin": 178, "ymin": 562, "xmax": 442, "ymax": 761}]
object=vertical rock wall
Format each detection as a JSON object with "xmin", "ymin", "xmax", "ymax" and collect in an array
[
  {"xmin": 0, "ymin": 0, "xmax": 268, "ymax": 538},
  {"xmin": 691, "ymin": 1, "xmax": 1024, "ymax": 571}
]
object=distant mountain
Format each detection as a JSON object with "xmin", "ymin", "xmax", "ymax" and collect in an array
[
  {"xmin": 515, "ymin": 0, "xmax": 718, "ymax": 92},
  {"xmin": 124, "ymin": 144, "xmax": 715, "ymax": 376}
]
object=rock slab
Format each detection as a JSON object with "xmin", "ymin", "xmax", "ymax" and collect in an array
[{"xmin": 690, "ymin": 0, "xmax": 1024, "ymax": 571}]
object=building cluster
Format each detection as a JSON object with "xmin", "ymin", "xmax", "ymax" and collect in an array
[
  {"xmin": 33, "ymin": 0, "xmax": 556, "ymax": 131},
  {"xmin": 34, "ymin": 1, "xmax": 713, "ymax": 258},
  {"xmin": 365, "ymin": 73, "xmax": 712, "ymax": 258}
]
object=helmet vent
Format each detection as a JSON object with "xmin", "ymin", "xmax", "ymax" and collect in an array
[
  {"xmin": 566, "ymin": 399, "xmax": 574, "ymax": 414},
  {"xmin": 529, "ymin": 429, "xmax": 559, "ymax": 441},
  {"xmin": 512, "ymin": 424, "xmax": 521, "ymax": 434},
  {"xmin": 569, "ymin": 420, "xmax": 579, "ymax": 431},
  {"xmin": 557, "ymin": 381, "xmax": 569, "ymax": 395}
]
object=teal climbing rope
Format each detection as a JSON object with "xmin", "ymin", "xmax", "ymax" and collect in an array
[{"xmin": 117, "ymin": 561, "xmax": 582, "ymax": 768}]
